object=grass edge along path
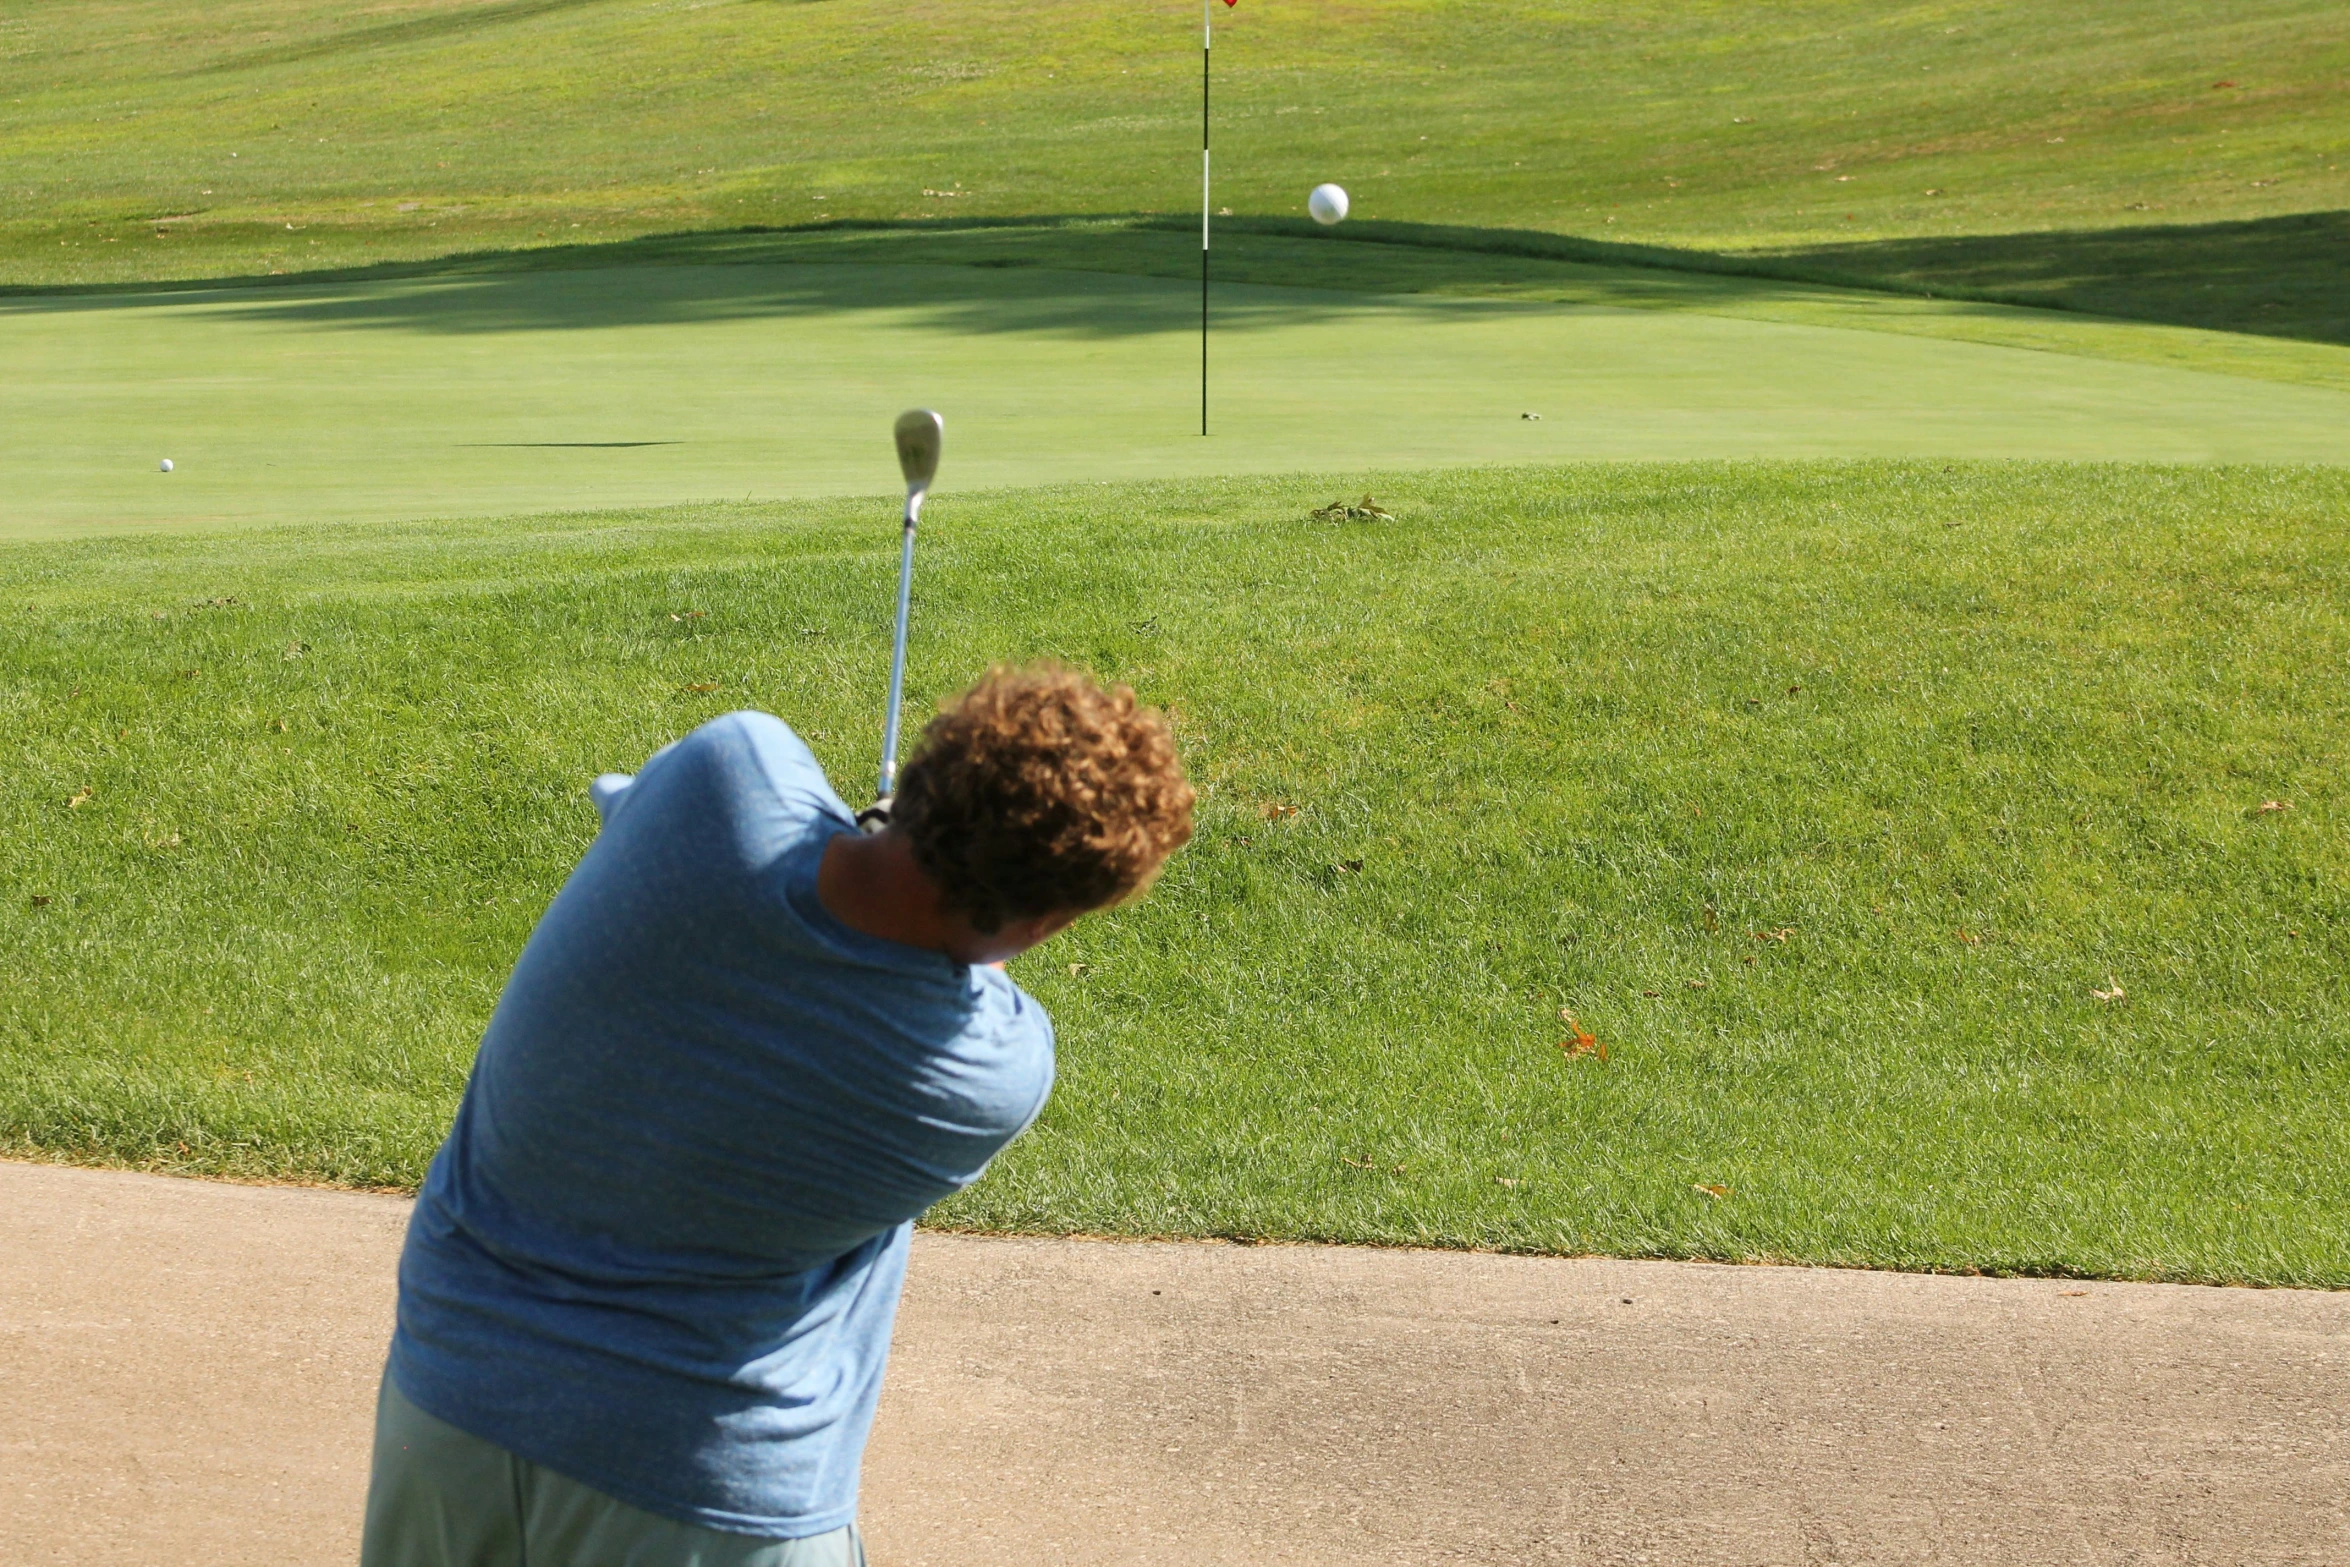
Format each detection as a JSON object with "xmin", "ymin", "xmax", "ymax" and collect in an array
[{"xmin": 4, "ymin": 460, "xmax": 2345, "ymax": 1287}]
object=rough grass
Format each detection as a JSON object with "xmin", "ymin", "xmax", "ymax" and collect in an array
[
  {"xmin": 4, "ymin": 461, "xmax": 2343, "ymax": 1285},
  {"xmin": 5, "ymin": 0, "xmax": 2347, "ymax": 343}
]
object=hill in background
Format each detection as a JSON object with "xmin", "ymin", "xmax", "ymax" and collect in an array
[{"xmin": 4, "ymin": 0, "xmax": 2345, "ymax": 342}]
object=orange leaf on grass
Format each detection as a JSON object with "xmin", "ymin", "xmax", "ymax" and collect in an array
[{"xmin": 1557, "ymin": 1021, "xmax": 1606, "ymax": 1061}]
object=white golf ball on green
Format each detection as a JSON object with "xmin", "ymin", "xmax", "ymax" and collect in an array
[
  {"xmin": 1308, "ymin": 183, "xmax": 1349, "ymax": 225},
  {"xmin": 159, "ymin": 458, "xmax": 174, "ymax": 472}
]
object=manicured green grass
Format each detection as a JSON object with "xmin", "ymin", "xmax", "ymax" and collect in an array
[
  {"xmin": 6, "ymin": 1, "xmax": 2346, "ymax": 344},
  {"xmin": 10, "ymin": 237, "xmax": 2350, "ymax": 540},
  {"xmin": 5, "ymin": 462, "xmax": 2344, "ymax": 1284}
]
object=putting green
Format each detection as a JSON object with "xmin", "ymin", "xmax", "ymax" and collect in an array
[{"xmin": 5, "ymin": 260, "xmax": 2348, "ymax": 540}]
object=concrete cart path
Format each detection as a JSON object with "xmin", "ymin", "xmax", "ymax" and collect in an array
[{"xmin": 2, "ymin": 1162, "xmax": 2344, "ymax": 1566}]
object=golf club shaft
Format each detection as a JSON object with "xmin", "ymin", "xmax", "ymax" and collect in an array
[{"xmin": 876, "ymin": 511, "xmax": 918, "ymax": 799}]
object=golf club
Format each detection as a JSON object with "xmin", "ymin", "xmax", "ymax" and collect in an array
[{"xmin": 857, "ymin": 407, "xmax": 944, "ymax": 833}]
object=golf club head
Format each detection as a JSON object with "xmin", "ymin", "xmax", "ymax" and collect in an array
[{"xmin": 894, "ymin": 408, "xmax": 943, "ymax": 515}]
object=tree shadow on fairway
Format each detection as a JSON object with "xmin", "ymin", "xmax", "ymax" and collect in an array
[
  {"xmin": 7, "ymin": 210, "xmax": 2345, "ymax": 351},
  {"xmin": 1757, "ymin": 210, "xmax": 2350, "ymax": 348},
  {"xmin": 188, "ymin": 0, "xmax": 613, "ymax": 75},
  {"xmin": 0, "ymin": 217, "xmax": 1813, "ymax": 340},
  {"xmin": 9, "ymin": 226, "xmax": 1607, "ymax": 342}
]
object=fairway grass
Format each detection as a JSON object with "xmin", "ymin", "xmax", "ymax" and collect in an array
[
  {"xmin": 8, "ymin": 0, "xmax": 2349, "ymax": 350},
  {"xmin": 10, "ymin": 245, "xmax": 2350, "ymax": 540},
  {"xmin": 5, "ymin": 462, "xmax": 2344, "ymax": 1285}
]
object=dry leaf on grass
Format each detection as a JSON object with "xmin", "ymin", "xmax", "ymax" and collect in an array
[
  {"xmin": 681, "ymin": 682, "xmax": 719, "ymax": 694},
  {"xmin": 1307, "ymin": 494, "xmax": 1395, "ymax": 523},
  {"xmin": 1693, "ymin": 1183, "xmax": 1730, "ymax": 1199},
  {"xmin": 1751, "ymin": 926, "xmax": 1794, "ymax": 943},
  {"xmin": 1557, "ymin": 1013, "xmax": 1607, "ymax": 1061},
  {"xmin": 1955, "ymin": 929, "xmax": 1982, "ymax": 946},
  {"xmin": 1494, "ymin": 1177, "xmax": 1520, "ymax": 1188},
  {"xmin": 2255, "ymin": 800, "xmax": 2291, "ymax": 815},
  {"xmin": 670, "ymin": 611, "xmax": 706, "ymax": 622},
  {"xmin": 65, "ymin": 787, "xmax": 92, "ymax": 809},
  {"xmin": 29, "ymin": 895, "xmax": 51, "ymax": 908},
  {"xmin": 1257, "ymin": 800, "xmax": 1299, "ymax": 821},
  {"xmin": 2091, "ymin": 978, "xmax": 2126, "ymax": 1004}
]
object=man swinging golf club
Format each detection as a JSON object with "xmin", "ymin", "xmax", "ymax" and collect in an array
[{"xmin": 363, "ymin": 413, "xmax": 1195, "ymax": 1565}]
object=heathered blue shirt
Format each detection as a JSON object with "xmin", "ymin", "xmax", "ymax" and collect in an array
[{"xmin": 387, "ymin": 712, "xmax": 1055, "ymax": 1538}]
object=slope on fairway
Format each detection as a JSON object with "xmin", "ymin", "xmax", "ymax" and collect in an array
[
  {"xmin": 8, "ymin": 257, "xmax": 2350, "ymax": 539},
  {"xmin": 7, "ymin": 0, "xmax": 2349, "ymax": 349},
  {"xmin": 4, "ymin": 463, "xmax": 2344, "ymax": 1285}
]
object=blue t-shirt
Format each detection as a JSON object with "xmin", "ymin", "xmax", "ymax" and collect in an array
[{"xmin": 388, "ymin": 712, "xmax": 1055, "ymax": 1538}]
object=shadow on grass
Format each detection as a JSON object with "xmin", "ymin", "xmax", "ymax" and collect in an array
[
  {"xmin": 3, "ymin": 210, "xmax": 2344, "ymax": 348},
  {"xmin": 1761, "ymin": 210, "xmax": 2350, "ymax": 348},
  {"xmin": 0, "ymin": 220, "xmax": 1687, "ymax": 339},
  {"xmin": 190, "ymin": 0, "xmax": 612, "ymax": 75}
]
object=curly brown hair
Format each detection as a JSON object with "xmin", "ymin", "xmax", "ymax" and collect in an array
[{"xmin": 894, "ymin": 663, "xmax": 1195, "ymax": 933}]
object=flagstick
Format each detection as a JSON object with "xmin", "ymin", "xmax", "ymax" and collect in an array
[{"xmin": 1201, "ymin": 0, "xmax": 1211, "ymax": 437}]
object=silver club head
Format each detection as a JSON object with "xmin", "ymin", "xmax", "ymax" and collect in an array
[{"xmin": 894, "ymin": 408, "xmax": 943, "ymax": 519}]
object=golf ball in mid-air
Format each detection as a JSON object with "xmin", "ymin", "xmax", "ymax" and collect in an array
[
  {"xmin": 159, "ymin": 458, "xmax": 174, "ymax": 472},
  {"xmin": 1308, "ymin": 183, "xmax": 1349, "ymax": 225}
]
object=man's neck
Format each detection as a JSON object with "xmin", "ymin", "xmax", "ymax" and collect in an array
[{"xmin": 818, "ymin": 828, "xmax": 958, "ymax": 955}]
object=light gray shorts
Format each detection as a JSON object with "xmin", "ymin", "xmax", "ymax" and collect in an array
[{"xmin": 362, "ymin": 1375, "xmax": 867, "ymax": 1567}]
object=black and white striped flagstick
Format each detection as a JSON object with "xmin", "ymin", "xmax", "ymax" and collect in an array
[{"xmin": 1201, "ymin": 0, "xmax": 1212, "ymax": 437}]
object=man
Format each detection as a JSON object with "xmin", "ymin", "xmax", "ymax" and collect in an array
[{"xmin": 364, "ymin": 663, "xmax": 1195, "ymax": 1565}]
